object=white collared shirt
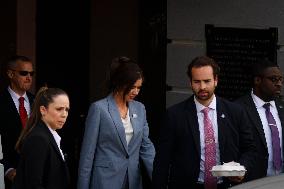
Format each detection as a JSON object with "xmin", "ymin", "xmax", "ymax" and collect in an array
[
  {"xmin": 251, "ymin": 91, "xmax": 283, "ymax": 176},
  {"xmin": 194, "ymin": 95, "xmax": 221, "ymax": 183},
  {"xmin": 121, "ymin": 109, "xmax": 133, "ymax": 145},
  {"xmin": 8, "ymin": 86, "xmax": 31, "ymax": 117},
  {"xmin": 47, "ymin": 126, "xmax": 65, "ymax": 161}
]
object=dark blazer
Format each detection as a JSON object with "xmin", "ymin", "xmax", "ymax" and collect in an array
[
  {"xmin": 152, "ymin": 95, "xmax": 256, "ymax": 189},
  {"xmin": 236, "ymin": 94, "xmax": 284, "ymax": 180},
  {"xmin": 12, "ymin": 121, "xmax": 70, "ymax": 189},
  {"xmin": 0, "ymin": 89, "xmax": 34, "ymax": 173}
]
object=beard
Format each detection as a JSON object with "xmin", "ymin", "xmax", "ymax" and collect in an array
[
  {"xmin": 259, "ymin": 87, "xmax": 281, "ymax": 102},
  {"xmin": 194, "ymin": 89, "xmax": 214, "ymax": 101}
]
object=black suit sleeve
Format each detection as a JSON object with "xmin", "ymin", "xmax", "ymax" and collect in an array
[
  {"xmin": 234, "ymin": 104, "xmax": 256, "ymax": 180},
  {"xmin": 152, "ymin": 109, "xmax": 176, "ymax": 188},
  {"xmin": 20, "ymin": 135, "xmax": 48, "ymax": 189}
]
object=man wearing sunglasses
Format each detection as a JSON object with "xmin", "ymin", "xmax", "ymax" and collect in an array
[
  {"xmin": 0, "ymin": 55, "xmax": 34, "ymax": 188},
  {"xmin": 237, "ymin": 59, "xmax": 284, "ymax": 181}
]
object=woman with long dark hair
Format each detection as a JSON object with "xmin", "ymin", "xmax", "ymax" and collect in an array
[{"xmin": 13, "ymin": 87, "xmax": 70, "ymax": 189}]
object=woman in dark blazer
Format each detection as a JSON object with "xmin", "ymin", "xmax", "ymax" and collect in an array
[{"xmin": 12, "ymin": 87, "xmax": 70, "ymax": 189}]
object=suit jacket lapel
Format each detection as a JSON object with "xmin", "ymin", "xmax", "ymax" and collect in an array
[
  {"xmin": 186, "ymin": 97, "xmax": 201, "ymax": 156},
  {"xmin": 49, "ymin": 136, "xmax": 65, "ymax": 162},
  {"xmin": 276, "ymin": 100, "xmax": 284, "ymax": 157},
  {"xmin": 127, "ymin": 102, "xmax": 138, "ymax": 148},
  {"xmin": 107, "ymin": 95, "xmax": 128, "ymax": 153},
  {"xmin": 216, "ymin": 98, "xmax": 226, "ymax": 156},
  {"xmin": 4, "ymin": 89, "xmax": 22, "ymax": 121},
  {"xmin": 244, "ymin": 95, "xmax": 268, "ymax": 149},
  {"xmin": 39, "ymin": 122, "xmax": 65, "ymax": 162},
  {"xmin": 276, "ymin": 100, "xmax": 284, "ymax": 128},
  {"xmin": 27, "ymin": 91, "xmax": 34, "ymax": 107}
]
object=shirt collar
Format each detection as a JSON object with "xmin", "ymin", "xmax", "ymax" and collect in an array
[
  {"xmin": 47, "ymin": 125, "xmax": 62, "ymax": 146},
  {"xmin": 194, "ymin": 94, "xmax": 217, "ymax": 113},
  {"xmin": 251, "ymin": 90, "xmax": 276, "ymax": 108},
  {"xmin": 8, "ymin": 86, "xmax": 28, "ymax": 101}
]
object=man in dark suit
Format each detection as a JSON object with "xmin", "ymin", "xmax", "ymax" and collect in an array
[
  {"xmin": 0, "ymin": 55, "xmax": 34, "ymax": 188},
  {"xmin": 236, "ymin": 59, "xmax": 284, "ymax": 180},
  {"xmin": 152, "ymin": 56, "xmax": 256, "ymax": 189}
]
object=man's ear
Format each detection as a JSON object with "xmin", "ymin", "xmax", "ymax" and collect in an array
[
  {"xmin": 254, "ymin": 77, "xmax": 262, "ymax": 85},
  {"xmin": 214, "ymin": 75, "xmax": 218, "ymax": 87},
  {"xmin": 189, "ymin": 79, "xmax": 192, "ymax": 87},
  {"xmin": 7, "ymin": 70, "xmax": 14, "ymax": 79}
]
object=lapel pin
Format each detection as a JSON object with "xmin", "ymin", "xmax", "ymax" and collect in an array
[
  {"xmin": 221, "ymin": 114, "xmax": 225, "ymax": 118},
  {"xmin": 132, "ymin": 114, "xmax": 137, "ymax": 118},
  {"xmin": 279, "ymin": 105, "xmax": 283, "ymax": 109}
]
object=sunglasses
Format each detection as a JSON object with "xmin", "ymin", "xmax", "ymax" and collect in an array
[{"xmin": 12, "ymin": 69, "xmax": 35, "ymax": 76}]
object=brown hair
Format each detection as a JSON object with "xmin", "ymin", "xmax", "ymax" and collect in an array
[
  {"xmin": 0, "ymin": 55, "xmax": 33, "ymax": 90},
  {"xmin": 108, "ymin": 56, "xmax": 143, "ymax": 99},
  {"xmin": 15, "ymin": 86, "xmax": 69, "ymax": 152},
  {"xmin": 6, "ymin": 55, "xmax": 32, "ymax": 70},
  {"xmin": 187, "ymin": 55, "xmax": 220, "ymax": 80}
]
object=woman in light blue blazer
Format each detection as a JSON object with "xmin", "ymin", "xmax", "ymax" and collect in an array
[{"xmin": 77, "ymin": 56, "xmax": 155, "ymax": 189}]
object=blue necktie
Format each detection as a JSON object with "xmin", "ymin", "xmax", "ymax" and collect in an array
[{"xmin": 263, "ymin": 103, "xmax": 282, "ymax": 172}]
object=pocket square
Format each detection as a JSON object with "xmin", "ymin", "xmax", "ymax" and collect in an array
[{"xmin": 132, "ymin": 114, "xmax": 138, "ymax": 118}]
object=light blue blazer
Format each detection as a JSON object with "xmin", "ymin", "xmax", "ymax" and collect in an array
[{"xmin": 77, "ymin": 94, "xmax": 155, "ymax": 189}]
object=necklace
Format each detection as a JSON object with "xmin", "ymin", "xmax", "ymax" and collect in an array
[
  {"xmin": 118, "ymin": 106, "xmax": 128, "ymax": 119},
  {"xmin": 113, "ymin": 92, "xmax": 128, "ymax": 118}
]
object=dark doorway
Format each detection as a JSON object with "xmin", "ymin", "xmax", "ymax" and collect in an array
[
  {"xmin": 36, "ymin": 1, "xmax": 90, "ymax": 188},
  {"xmin": 138, "ymin": 0, "xmax": 166, "ymax": 188},
  {"xmin": 36, "ymin": 0, "xmax": 166, "ymax": 188},
  {"xmin": 138, "ymin": 0, "xmax": 166, "ymax": 145},
  {"xmin": 0, "ymin": 0, "xmax": 17, "ymax": 92}
]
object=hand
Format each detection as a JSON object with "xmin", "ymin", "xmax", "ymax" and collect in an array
[
  {"xmin": 5, "ymin": 168, "xmax": 16, "ymax": 182},
  {"xmin": 228, "ymin": 176, "xmax": 244, "ymax": 183}
]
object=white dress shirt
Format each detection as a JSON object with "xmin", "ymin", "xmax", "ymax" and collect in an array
[
  {"xmin": 251, "ymin": 91, "xmax": 283, "ymax": 176},
  {"xmin": 8, "ymin": 86, "xmax": 31, "ymax": 117},
  {"xmin": 121, "ymin": 109, "xmax": 134, "ymax": 145},
  {"xmin": 47, "ymin": 126, "xmax": 65, "ymax": 161}
]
